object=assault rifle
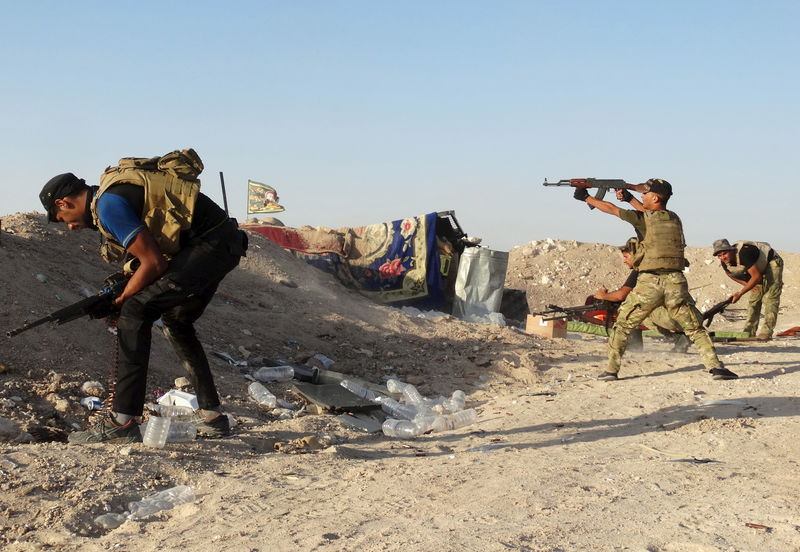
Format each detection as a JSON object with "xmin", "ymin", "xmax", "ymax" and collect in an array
[
  {"xmin": 701, "ymin": 297, "xmax": 733, "ymax": 328},
  {"xmin": 543, "ymin": 178, "xmax": 650, "ymax": 206},
  {"xmin": 7, "ymin": 274, "xmax": 129, "ymax": 338}
]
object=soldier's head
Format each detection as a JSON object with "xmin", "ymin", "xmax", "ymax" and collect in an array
[
  {"xmin": 620, "ymin": 237, "xmax": 638, "ymax": 269},
  {"xmin": 712, "ymin": 238, "xmax": 736, "ymax": 264},
  {"xmin": 40, "ymin": 173, "xmax": 91, "ymax": 230},
  {"xmin": 642, "ymin": 178, "xmax": 672, "ymax": 209}
]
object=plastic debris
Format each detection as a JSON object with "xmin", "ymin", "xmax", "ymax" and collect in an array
[
  {"xmin": 127, "ymin": 485, "xmax": 195, "ymax": 520},
  {"xmin": 157, "ymin": 389, "xmax": 199, "ymax": 410}
]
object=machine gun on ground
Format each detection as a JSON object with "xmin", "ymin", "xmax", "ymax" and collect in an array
[
  {"xmin": 534, "ymin": 297, "xmax": 621, "ymax": 331},
  {"xmin": 7, "ymin": 274, "xmax": 129, "ymax": 338}
]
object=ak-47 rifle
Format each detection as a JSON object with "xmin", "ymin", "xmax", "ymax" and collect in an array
[
  {"xmin": 7, "ymin": 274, "xmax": 129, "ymax": 338},
  {"xmin": 701, "ymin": 297, "xmax": 733, "ymax": 328},
  {"xmin": 543, "ymin": 178, "xmax": 650, "ymax": 208}
]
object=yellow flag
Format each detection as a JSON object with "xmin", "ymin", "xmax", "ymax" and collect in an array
[{"xmin": 247, "ymin": 180, "xmax": 285, "ymax": 214}]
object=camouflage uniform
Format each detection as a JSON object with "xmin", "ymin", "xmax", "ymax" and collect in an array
[
  {"xmin": 742, "ymin": 256, "xmax": 784, "ymax": 338},
  {"xmin": 645, "ymin": 305, "xmax": 683, "ymax": 335},
  {"xmin": 607, "ymin": 208, "xmax": 724, "ymax": 375},
  {"xmin": 608, "ymin": 271, "xmax": 723, "ymax": 373}
]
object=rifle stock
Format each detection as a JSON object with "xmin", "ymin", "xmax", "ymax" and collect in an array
[{"xmin": 702, "ymin": 297, "xmax": 733, "ymax": 328}]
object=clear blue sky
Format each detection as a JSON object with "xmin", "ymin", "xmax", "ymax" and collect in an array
[{"xmin": 2, "ymin": 1, "xmax": 797, "ymax": 252}]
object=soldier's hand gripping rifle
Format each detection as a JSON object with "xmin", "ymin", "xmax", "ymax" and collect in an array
[
  {"xmin": 701, "ymin": 297, "xmax": 734, "ymax": 328},
  {"xmin": 7, "ymin": 273, "xmax": 129, "ymax": 338},
  {"xmin": 543, "ymin": 178, "xmax": 650, "ymax": 209}
]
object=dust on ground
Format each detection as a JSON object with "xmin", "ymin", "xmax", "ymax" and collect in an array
[{"xmin": 2, "ymin": 213, "xmax": 800, "ymax": 551}]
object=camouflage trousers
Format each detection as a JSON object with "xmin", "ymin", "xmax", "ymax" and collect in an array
[
  {"xmin": 645, "ymin": 306, "xmax": 683, "ymax": 335},
  {"xmin": 607, "ymin": 271, "xmax": 723, "ymax": 374},
  {"xmin": 742, "ymin": 256, "xmax": 783, "ymax": 338}
]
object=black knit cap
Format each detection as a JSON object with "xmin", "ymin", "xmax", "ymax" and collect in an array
[
  {"xmin": 646, "ymin": 178, "xmax": 672, "ymax": 198},
  {"xmin": 40, "ymin": 173, "xmax": 87, "ymax": 222}
]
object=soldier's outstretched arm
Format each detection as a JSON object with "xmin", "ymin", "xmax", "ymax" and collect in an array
[
  {"xmin": 585, "ymin": 196, "xmax": 621, "ymax": 216},
  {"xmin": 616, "ymin": 189, "xmax": 644, "ymax": 212}
]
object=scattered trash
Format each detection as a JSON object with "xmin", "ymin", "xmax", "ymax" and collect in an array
[
  {"xmin": 398, "ymin": 306, "xmax": 449, "ymax": 319},
  {"xmin": 253, "ymin": 365, "xmax": 294, "ymax": 382},
  {"xmin": 157, "ymin": 390, "xmax": 199, "ymax": 410},
  {"xmin": 146, "ymin": 403, "xmax": 194, "ymax": 417},
  {"xmin": 80, "ymin": 396, "xmax": 103, "ymax": 411},
  {"xmin": 272, "ymin": 408, "xmax": 295, "ymax": 419},
  {"xmin": 248, "ymin": 381, "xmax": 277, "ymax": 408},
  {"xmin": 0, "ymin": 364, "xmax": 8, "ymax": 375},
  {"xmin": 339, "ymin": 378, "xmax": 475, "ymax": 439},
  {"xmin": 35, "ymin": 273, "xmax": 49, "ymax": 284},
  {"xmin": 94, "ymin": 512, "xmax": 126, "ymax": 530},
  {"xmin": 335, "ymin": 413, "xmax": 384, "ymax": 433},
  {"xmin": 174, "ymin": 377, "xmax": 191, "ymax": 390},
  {"xmin": 697, "ymin": 399, "xmax": 747, "ymax": 407},
  {"xmin": 306, "ymin": 353, "xmax": 336, "ymax": 370},
  {"xmin": 127, "ymin": 485, "xmax": 195, "ymax": 520},
  {"xmin": 211, "ymin": 351, "xmax": 248, "ymax": 367},
  {"xmin": 142, "ymin": 417, "xmax": 196, "ymax": 448}
]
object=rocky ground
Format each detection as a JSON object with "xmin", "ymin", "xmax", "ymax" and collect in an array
[{"xmin": 1, "ymin": 212, "xmax": 799, "ymax": 552}]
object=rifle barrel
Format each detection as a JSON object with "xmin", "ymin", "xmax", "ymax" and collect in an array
[{"xmin": 6, "ymin": 314, "xmax": 56, "ymax": 337}]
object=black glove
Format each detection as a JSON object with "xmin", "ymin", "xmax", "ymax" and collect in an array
[
  {"xmin": 618, "ymin": 189, "xmax": 634, "ymax": 202},
  {"xmin": 573, "ymin": 188, "xmax": 590, "ymax": 202}
]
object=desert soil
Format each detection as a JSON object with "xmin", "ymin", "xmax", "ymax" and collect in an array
[{"xmin": 2, "ymin": 212, "xmax": 800, "ymax": 552}]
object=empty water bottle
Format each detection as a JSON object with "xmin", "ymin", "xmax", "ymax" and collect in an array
[
  {"xmin": 386, "ymin": 378, "xmax": 409, "ymax": 394},
  {"xmin": 415, "ymin": 408, "xmax": 478, "ymax": 434},
  {"xmin": 166, "ymin": 420, "xmax": 196, "ymax": 443},
  {"xmin": 148, "ymin": 404, "xmax": 194, "ymax": 417},
  {"xmin": 382, "ymin": 418, "xmax": 422, "ymax": 439},
  {"xmin": 253, "ymin": 365, "xmax": 294, "ymax": 382},
  {"xmin": 401, "ymin": 383, "xmax": 426, "ymax": 406},
  {"xmin": 143, "ymin": 416, "xmax": 171, "ymax": 448},
  {"xmin": 127, "ymin": 485, "xmax": 195, "ymax": 520},
  {"xmin": 442, "ymin": 390, "xmax": 466, "ymax": 413},
  {"xmin": 248, "ymin": 381, "xmax": 277, "ymax": 408},
  {"xmin": 377, "ymin": 396, "xmax": 418, "ymax": 420},
  {"xmin": 340, "ymin": 379, "xmax": 383, "ymax": 403}
]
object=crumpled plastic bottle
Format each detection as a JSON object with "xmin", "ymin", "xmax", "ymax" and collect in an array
[
  {"xmin": 127, "ymin": 485, "xmax": 195, "ymax": 520},
  {"xmin": 248, "ymin": 381, "xmax": 277, "ymax": 408}
]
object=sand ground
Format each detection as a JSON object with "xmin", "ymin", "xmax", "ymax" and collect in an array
[{"xmin": 2, "ymin": 212, "xmax": 799, "ymax": 551}]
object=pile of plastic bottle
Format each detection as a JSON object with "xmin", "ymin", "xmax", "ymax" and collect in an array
[{"xmin": 339, "ymin": 378, "xmax": 477, "ymax": 439}]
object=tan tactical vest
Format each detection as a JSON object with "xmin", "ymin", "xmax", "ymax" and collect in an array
[
  {"xmin": 734, "ymin": 240, "xmax": 772, "ymax": 273},
  {"xmin": 633, "ymin": 210, "xmax": 687, "ymax": 272},
  {"xmin": 90, "ymin": 149, "xmax": 203, "ymax": 263}
]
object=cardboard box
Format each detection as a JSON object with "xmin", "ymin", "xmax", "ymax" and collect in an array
[{"xmin": 525, "ymin": 315, "xmax": 567, "ymax": 339}]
